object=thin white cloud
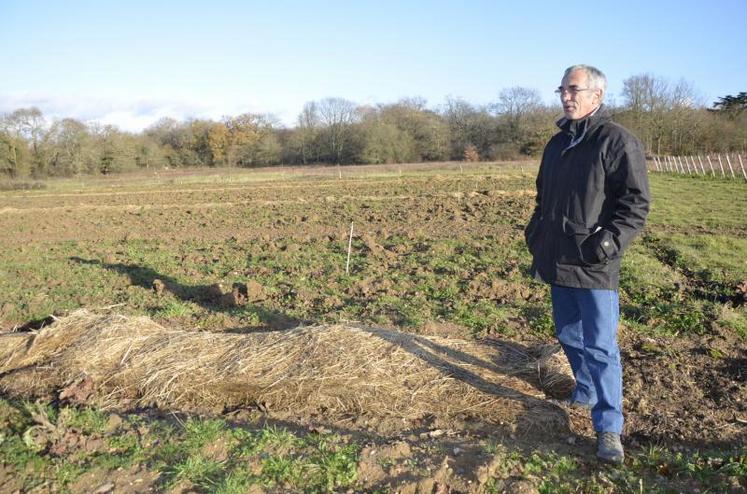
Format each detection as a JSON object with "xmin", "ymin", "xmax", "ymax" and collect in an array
[{"xmin": 0, "ymin": 92, "xmax": 281, "ymax": 132}]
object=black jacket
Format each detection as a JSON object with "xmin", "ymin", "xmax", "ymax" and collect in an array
[{"xmin": 524, "ymin": 106, "xmax": 650, "ymax": 289}]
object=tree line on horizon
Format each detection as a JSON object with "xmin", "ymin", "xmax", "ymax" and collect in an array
[{"xmin": 1, "ymin": 75, "xmax": 745, "ymax": 179}]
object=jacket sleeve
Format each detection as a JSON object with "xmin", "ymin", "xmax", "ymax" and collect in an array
[
  {"xmin": 524, "ymin": 152, "xmax": 545, "ymax": 254},
  {"xmin": 598, "ymin": 134, "xmax": 650, "ymax": 259}
]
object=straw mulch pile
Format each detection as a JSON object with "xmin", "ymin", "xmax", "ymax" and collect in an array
[
  {"xmin": 0, "ymin": 310, "xmax": 571, "ymax": 433},
  {"xmin": 533, "ymin": 344, "xmax": 575, "ymax": 399}
]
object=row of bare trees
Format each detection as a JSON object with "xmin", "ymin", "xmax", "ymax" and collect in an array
[
  {"xmin": 614, "ymin": 75, "xmax": 746, "ymax": 156},
  {"xmin": 1, "ymin": 75, "xmax": 745, "ymax": 178}
]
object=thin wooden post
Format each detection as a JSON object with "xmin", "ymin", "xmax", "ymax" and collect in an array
[
  {"xmin": 652, "ymin": 156, "xmax": 660, "ymax": 172},
  {"xmin": 717, "ymin": 154, "xmax": 726, "ymax": 177},
  {"xmin": 738, "ymin": 154, "xmax": 747, "ymax": 180},
  {"xmin": 345, "ymin": 222, "xmax": 354, "ymax": 275},
  {"xmin": 666, "ymin": 155, "xmax": 674, "ymax": 173},
  {"xmin": 678, "ymin": 155, "xmax": 689, "ymax": 174},
  {"xmin": 690, "ymin": 156, "xmax": 700, "ymax": 175},
  {"xmin": 697, "ymin": 155, "xmax": 707, "ymax": 175},
  {"xmin": 706, "ymin": 155, "xmax": 716, "ymax": 176},
  {"xmin": 706, "ymin": 155, "xmax": 714, "ymax": 176},
  {"xmin": 725, "ymin": 154, "xmax": 736, "ymax": 178}
]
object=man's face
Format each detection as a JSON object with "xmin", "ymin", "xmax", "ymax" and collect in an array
[{"xmin": 559, "ymin": 69, "xmax": 602, "ymax": 120}]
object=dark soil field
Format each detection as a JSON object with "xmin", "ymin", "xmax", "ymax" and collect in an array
[{"xmin": 0, "ymin": 163, "xmax": 745, "ymax": 493}]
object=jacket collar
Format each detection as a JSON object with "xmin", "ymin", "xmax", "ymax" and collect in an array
[
  {"xmin": 556, "ymin": 105, "xmax": 610, "ymax": 151},
  {"xmin": 556, "ymin": 104, "xmax": 609, "ymax": 134}
]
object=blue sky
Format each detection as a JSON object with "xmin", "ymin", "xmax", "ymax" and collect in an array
[{"xmin": 2, "ymin": 0, "xmax": 745, "ymax": 131}]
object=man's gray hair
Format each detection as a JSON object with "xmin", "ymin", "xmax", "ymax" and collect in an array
[{"xmin": 565, "ymin": 64, "xmax": 607, "ymax": 95}]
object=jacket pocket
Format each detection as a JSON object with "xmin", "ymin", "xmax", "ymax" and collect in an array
[
  {"xmin": 560, "ymin": 216, "xmax": 608, "ymax": 266},
  {"xmin": 583, "ymin": 228, "xmax": 618, "ymax": 263}
]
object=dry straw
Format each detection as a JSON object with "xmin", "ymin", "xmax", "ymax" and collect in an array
[
  {"xmin": 532, "ymin": 344, "xmax": 575, "ymax": 399},
  {"xmin": 0, "ymin": 310, "xmax": 571, "ymax": 434}
]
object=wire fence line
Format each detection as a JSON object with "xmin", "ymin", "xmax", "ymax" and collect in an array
[{"xmin": 650, "ymin": 153, "xmax": 747, "ymax": 181}]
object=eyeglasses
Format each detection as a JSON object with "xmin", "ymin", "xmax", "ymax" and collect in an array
[{"xmin": 555, "ymin": 86, "xmax": 592, "ymax": 96}]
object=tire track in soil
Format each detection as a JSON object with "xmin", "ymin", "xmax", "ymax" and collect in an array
[
  {"xmin": 0, "ymin": 190, "xmax": 536, "ymax": 215},
  {"xmin": 642, "ymin": 232, "xmax": 743, "ymax": 306},
  {"xmin": 0, "ymin": 174, "xmax": 529, "ymax": 200}
]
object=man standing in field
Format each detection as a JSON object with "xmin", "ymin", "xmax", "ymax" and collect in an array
[{"xmin": 524, "ymin": 65, "xmax": 650, "ymax": 464}]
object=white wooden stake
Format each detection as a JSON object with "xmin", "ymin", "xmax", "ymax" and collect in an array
[
  {"xmin": 653, "ymin": 156, "xmax": 660, "ymax": 172},
  {"xmin": 690, "ymin": 156, "xmax": 700, "ymax": 175},
  {"xmin": 345, "ymin": 222, "xmax": 354, "ymax": 275},
  {"xmin": 738, "ymin": 154, "xmax": 747, "ymax": 180},
  {"xmin": 697, "ymin": 155, "xmax": 706, "ymax": 175},
  {"xmin": 717, "ymin": 154, "xmax": 726, "ymax": 177},
  {"xmin": 725, "ymin": 154, "xmax": 736, "ymax": 178},
  {"xmin": 678, "ymin": 155, "xmax": 688, "ymax": 174},
  {"xmin": 685, "ymin": 156, "xmax": 692, "ymax": 174},
  {"xmin": 707, "ymin": 155, "xmax": 716, "ymax": 176}
]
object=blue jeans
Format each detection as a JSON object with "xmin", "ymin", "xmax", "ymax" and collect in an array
[{"xmin": 551, "ymin": 285, "xmax": 623, "ymax": 433}]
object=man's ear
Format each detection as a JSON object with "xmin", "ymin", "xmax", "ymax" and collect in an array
[{"xmin": 594, "ymin": 89, "xmax": 604, "ymax": 105}]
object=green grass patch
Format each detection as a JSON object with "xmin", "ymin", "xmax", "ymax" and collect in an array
[
  {"xmin": 483, "ymin": 445, "xmax": 747, "ymax": 494},
  {"xmin": 647, "ymin": 174, "xmax": 747, "ymax": 232},
  {"xmin": 661, "ymin": 233, "xmax": 747, "ymax": 284},
  {"xmin": 1, "ymin": 397, "xmax": 745, "ymax": 493},
  {"xmin": 63, "ymin": 406, "xmax": 109, "ymax": 434}
]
